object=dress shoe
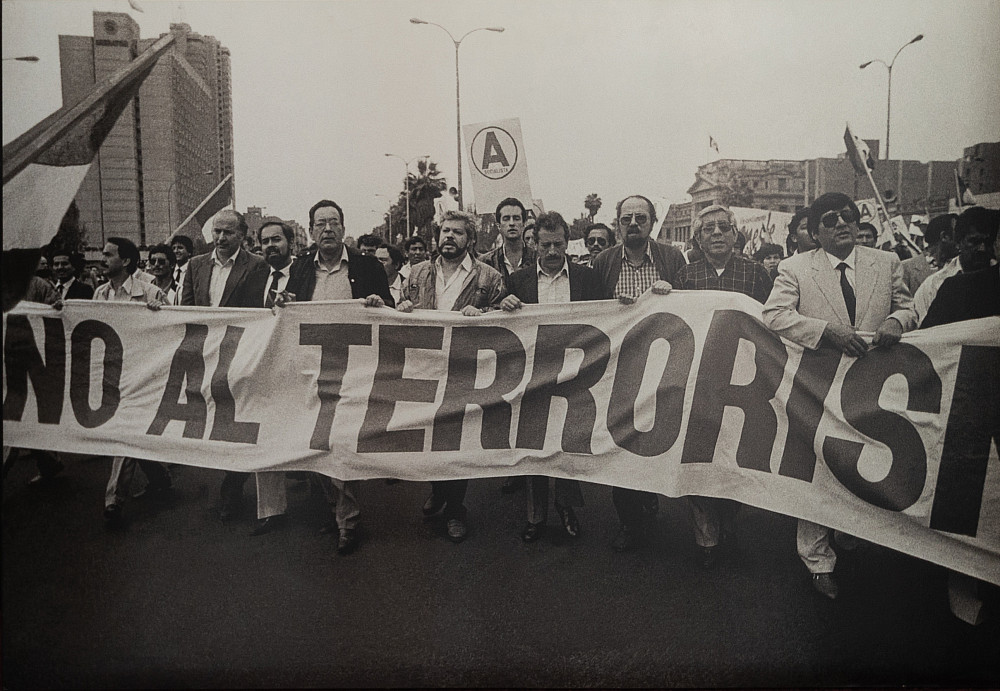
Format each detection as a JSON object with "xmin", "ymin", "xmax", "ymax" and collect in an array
[
  {"xmin": 337, "ymin": 528, "xmax": 359, "ymax": 555},
  {"xmin": 501, "ymin": 476, "xmax": 525, "ymax": 494},
  {"xmin": 558, "ymin": 506, "xmax": 580, "ymax": 538},
  {"xmin": 422, "ymin": 493, "xmax": 446, "ymax": 517},
  {"xmin": 250, "ymin": 514, "xmax": 286, "ymax": 537},
  {"xmin": 611, "ymin": 524, "xmax": 645, "ymax": 552},
  {"xmin": 446, "ymin": 518, "xmax": 467, "ymax": 543},
  {"xmin": 521, "ymin": 522, "xmax": 546, "ymax": 543},
  {"xmin": 700, "ymin": 546, "xmax": 718, "ymax": 570},
  {"xmin": 812, "ymin": 573, "xmax": 839, "ymax": 600}
]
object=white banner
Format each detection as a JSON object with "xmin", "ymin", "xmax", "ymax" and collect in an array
[
  {"xmin": 3, "ymin": 297, "xmax": 998, "ymax": 584},
  {"xmin": 729, "ymin": 207, "xmax": 794, "ymax": 256},
  {"xmin": 462, "ymin": 117, "xmax": 533, "ymax": 214}
]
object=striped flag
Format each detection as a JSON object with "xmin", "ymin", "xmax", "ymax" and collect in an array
[
  {"xmin": 843, "ymin": 124, "xmax": 875, "ymax": 176},
  {"xmin": 172, "ymin": 173, "xmax": 234, "ymax": 243},
  {"xmin": 3, "ymin": 33, "xmax": 175, "ymax": 252}
]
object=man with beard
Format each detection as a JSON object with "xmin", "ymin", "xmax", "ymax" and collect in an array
[
  {"xmin": 763, "ymin": 192, "xmax": 916, "ymax": 599},
  {"xmin": 672, "ymin": 205, "xmax": 773, "ymax": 568},
  {"xmin": 397, "ymin": 209, "xmax": 505, "ymax": 542},
  {"xmin": 280, "ymin": 201, "xmax": 393, "ymax": 554},
  {"xmin": 592, "ymin": 194, "xmax": 681, "ymax": 552},
  {"xmin": 500, "ymin": 211, "xmax": 602, "ymax": 543},
  {"xmin": 913, "ymin": 206, "xmax": 998, "ymax": 324},
  {"xmin": 181, "ymin": 210, "xmax": 267, "ymax": 521}
]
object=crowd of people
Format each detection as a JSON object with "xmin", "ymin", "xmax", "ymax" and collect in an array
[{"xmin": 8, "ymin": 192, "xmax": 999, "ymax": 615}]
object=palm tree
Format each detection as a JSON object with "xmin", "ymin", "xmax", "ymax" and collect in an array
[
  {"xmin": 584, "ymin": 193, "xmax": 602, "ymax": 221},
  {"xmin": 406, "ymin": 159, "xmax": 447, "ymax": 236}
]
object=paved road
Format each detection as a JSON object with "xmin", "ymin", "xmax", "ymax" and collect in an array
[{"xmin": 3, "ymin": 452, "xmax": 998, "ymax": 688}]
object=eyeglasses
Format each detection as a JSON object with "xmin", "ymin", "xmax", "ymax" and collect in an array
[
  {"xmin": 701, "ymin": 222, "xmax": 733, "ymax": 235},
  {"xmin": 313, "ymin": 220, "xmax": 342, "ymax": 230},
  {"xmin": 586, "ymin": 236, "xmax": 608, "ymax": 246},
  {"xmin": 619, "ymin": 214, "xmax": 649, "ymax": 226},
  {"xmin": 820, "ymin": 208, "xmax": 859, "ymax": 229},
  {"xmin": 148, "ymin": 257, "xmax": 171, "ymax": 266}
]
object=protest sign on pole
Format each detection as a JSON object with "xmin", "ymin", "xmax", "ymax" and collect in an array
[
  {"xmin": 4, "ymin": 297, "xmax": 998, "ymax": 585},
  {"xmin": 729, "ymin": 207, "xmax": 794, "ymax": 256},
  {"xmin": 462, "ymin": 117, "xmax": 533, "ymax": 214}
]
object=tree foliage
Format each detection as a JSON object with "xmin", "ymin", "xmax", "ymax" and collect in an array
[{"xmin": 584, "ymin": 193, "xmax": 602, "ymax": 221}]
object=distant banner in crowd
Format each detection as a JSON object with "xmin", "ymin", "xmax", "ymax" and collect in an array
[
  {"xmin": 730, "ymin": 207, "xmax": 794, "ymax": 256},
  {"xmin": 463, "ymin": 117, "xmax": 533, "ymax": 213},
  {"xmin": 3, "ymin": 296, "xmax": 998, "ymax": 584}
]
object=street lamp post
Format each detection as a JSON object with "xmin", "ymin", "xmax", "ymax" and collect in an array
[
  {"xmin": 167, "ymin": 169, "xmax": 214, "ymax": 235},
  {"xmin": 410, "ymin": 18, "xmax": 504, "ymax": 210},
  {"xmin": 384, "ymin": 153, "xmax": 429, "ymax": 238},
  {"xmin": 860, "ymin": 34, "xmax": 923, "ymax": 160}
]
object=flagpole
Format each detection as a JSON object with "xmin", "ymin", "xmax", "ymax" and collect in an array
[{"xmin": 862, "ymin": 163, "xmax": 920, "ymax": 255}]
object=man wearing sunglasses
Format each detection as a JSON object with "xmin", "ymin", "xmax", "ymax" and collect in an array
[
  {"xmin": 592, "ymin": 194, "xmax": 685, "ymax": 552},
  {"xmin": 580, "ymin": 223, "xmax": 614, "ymax": 267},
  {"xmin": 763, "ymin": 192, "xmax": 916, "ymax": 599}
]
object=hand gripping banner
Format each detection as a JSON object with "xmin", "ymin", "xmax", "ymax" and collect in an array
[{"xmin": 3, "ymin": 294, "xmax": 998, "ymax": 584}]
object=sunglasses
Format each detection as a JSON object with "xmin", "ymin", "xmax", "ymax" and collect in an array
[
  {"xmin": 148, "ymin": 257, "xmax": 171, "ymax": 266},
  {"xmin": 820, "ymin": 208, "xmax": 859, "ymax": 229},
  {"xmin": 586, "ymin": 236, "xmax": 608, "ymax": 246},
  {"xmin": 619, "ymin": 213, "xmax": 649, "ymax": 226}
]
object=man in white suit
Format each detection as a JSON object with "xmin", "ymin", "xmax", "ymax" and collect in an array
[{"xmin": 762, "ymin": 192, "xmax": 917, "ymax": 599}]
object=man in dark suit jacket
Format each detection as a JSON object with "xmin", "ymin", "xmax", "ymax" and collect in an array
[
  {"xmin": 920, "ymin": 212, "xmax": 999, "ymax": 328},
  {"xmin": 591, "ymin": 194, "xmax": 681, "ymax": 553},
  {"xmin": 50, "ymin": 250, "xmax": 95, "ymax": 301},
  {"xmin": 501, "ymin": 211, "xmax": 603, "ymax": 544},
  {"xmin": 180, "ymin": 209, "xmax": 267, "ymax": 520},
  {"xmin": 261, "ymin": 201, "xmax": 392, "ymax": 555}
]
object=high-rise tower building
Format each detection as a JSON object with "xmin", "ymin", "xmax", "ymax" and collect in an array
[{"xmin": 58, "ymin": 11, "xmax": 233, "ymax": 251}]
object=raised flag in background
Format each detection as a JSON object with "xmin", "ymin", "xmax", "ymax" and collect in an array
[
  {"xmin": 171, "ymin": 173, "xmax": 234, "ymax": 243},
  {"xmin": 2, "ymin": 33, "xmax": 175, "ymax": 252}
]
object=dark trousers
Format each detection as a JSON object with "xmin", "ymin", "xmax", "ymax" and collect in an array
[
  {"xmin": 431, "ymin": 479, "xmax": 468, "ymax": 520},
  {"xmin": 220, "ymin": 471, "xmax": 250, "ymax": 507},
  {"xmin": 612, "ymin": 487, "xmax": 659, "ymax": 527}
]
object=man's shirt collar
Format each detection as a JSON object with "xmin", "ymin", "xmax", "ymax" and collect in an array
[
  {"xmin": 212, "ymin": 246, "xmax": 241, "ymax": 267},
  {"xmin": 537, "ymin": 257, "xmax": 569, "ymax": 278}
]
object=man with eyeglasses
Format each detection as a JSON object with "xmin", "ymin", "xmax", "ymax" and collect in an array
[
  {"xmin": 580, "ymin": 223, "xmax": 614, "ymax": 267},
  {"xmin": 673, "ymin": 204, "xmax": 773, "ymax": 568},
  {"xmin": 277, "ymin": 200, "xmax": 393, "ymax": 554},
  {"xmin": 146, "ymin": 244, "xmax": 179, "ymax": 304},
  {"xmin": 592, "ymin": 194, "xmax": 684, "ymax": 552},
  {"xmin": 763, "ymin": 192, "xmax": 916, "ymax": 599}
]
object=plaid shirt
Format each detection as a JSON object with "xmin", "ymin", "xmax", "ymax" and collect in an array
[
  {"xmin": 614, "ymin": 246, "xmax": 661, "ymax": 299},
  {"xmin": 673, "ymin": 254, "xmax": 773, "ymax": 304}
]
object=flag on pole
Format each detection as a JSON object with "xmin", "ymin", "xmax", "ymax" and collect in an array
[
  {"xmin": 709, "ymin": 135, "xmax": 719, "ymax": 153},
  {"xmin": 843, "ymin": 124, "xmax": 875, "ymax": 176},
  {"xmin": 3, "ymin": 33, "xmax": 175, "ymax": 252},
  {"xmin": 172, "ymin": 173, "xmax": 234, "ymax": 242}
]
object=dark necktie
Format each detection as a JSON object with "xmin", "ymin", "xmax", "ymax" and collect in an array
[
  {"xmin": 55, "ymin": 282, "xmax": 65, "ymax": 298},
  {"xmin": 265, "ymin": 270, "xmax": 283, "ymax": 307},
  {"xmin": 837, "ymin": 262, "xmax": 856, "ymax": 326},
  {"xmin": 174, "ymin": 267, "xmax": 182, "ymax": 284}
]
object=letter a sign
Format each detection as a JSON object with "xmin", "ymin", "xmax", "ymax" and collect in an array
[{"xmin": 463, "ymin": 117, "xmax": 533, "ymax": 214}]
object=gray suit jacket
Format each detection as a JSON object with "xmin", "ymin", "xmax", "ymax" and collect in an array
[
  {"xmin": 180, "ymin": 248, "xmax": 266, "ymax": 307},
  {"xmin": 762, "ymin": 246, "xmax": 916, "ymax": 350}
]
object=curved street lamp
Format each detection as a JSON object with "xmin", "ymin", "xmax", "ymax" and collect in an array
[
  {"xmin": 860, "ymin": 34, "xmax": 923, "ymax": 160},
  {"xmin": 384, "ymin": 153, "xmax": 429, "ymax": 238},
  {"xmin": 2, "ymin": 56, "xmax": 41, "ymax": 62},
  {"xmin": 167, "ymin": 169, "xmax": 214, "ymax": 235},
  {"xmin": 410, "ymin": 18, "xmax": 504, "ymax": 210}
]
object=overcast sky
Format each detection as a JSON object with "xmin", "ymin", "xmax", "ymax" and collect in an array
[{"xmin": 4, "ymin": 0, "xmax": 999, "ymax": 233}]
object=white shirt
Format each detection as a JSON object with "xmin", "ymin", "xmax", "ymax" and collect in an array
[
  {"xmin": 262, "ymin": 260, "xmax": 293, "ymax": 305},
  {"xmin": 209, "ymin": 247, "xmax": 241, "ymax": 307},
  {"xmin": 536, "ymin": 259, "xmax": 571, "ymax": 304},
  {"xmin": 173, "ymin": 262, "xmax": 189, "ymax": 304},
  {"xmin": 434, "ymin": 253, "xmax": 473, "ymax": 311},
  {"xmin": 825, "ymin": 248, "xmax": 856, "ymax": 289},
  {"xmin": 387, "ymin": 273, "xmax": 403, "ymax": 306},
  {"xmin": 54, "ymin": 277, "xmax": 77, "ymax": 300}
]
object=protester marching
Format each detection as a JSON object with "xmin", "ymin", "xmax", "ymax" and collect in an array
[{"xmin": 3, "ymin": 2, "xmax": 1000, "ymax": 687}]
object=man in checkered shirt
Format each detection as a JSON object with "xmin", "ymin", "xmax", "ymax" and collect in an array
[
  {"xmin": 592, "ymin": 194, "xmax": 685, "ymax": 552},
  {"xmin": 673, "ymin": 204, "xmax": 774, "ymax": 569}
]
